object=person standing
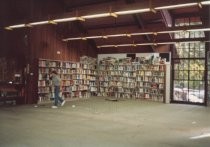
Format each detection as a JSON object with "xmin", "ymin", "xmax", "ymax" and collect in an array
[{"xmin": 51, "ymin": 70, "xmax": 65, "ymax": 108}]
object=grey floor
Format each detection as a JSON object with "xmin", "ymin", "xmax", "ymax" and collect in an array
[{"xmin": 0, "ymin": 97, "xmax": 210, "ymax": 147}]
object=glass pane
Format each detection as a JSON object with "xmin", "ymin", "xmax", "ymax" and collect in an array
[
  {"xmin": 189, "ymin": 70, "xmax": 204, "ymax": 80},
  {"xmin": 174, "ymin": 70, "xmax": 179, "ymax": 79},
  {"xmin": 199, "ymin": 49, "xmax": 205, "ymax": 58},
  {"xmin": 174, "ymin": 80, "xmax": 188, "ymax": 101},
  {"xmin": 188, "ymin": 81, "xmax": 204, "ymax": 103}
]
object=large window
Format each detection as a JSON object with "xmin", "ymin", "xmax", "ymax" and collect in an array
[{"xmin": 172, "ymin": 17, "xmax": 205, "ymax": 104}]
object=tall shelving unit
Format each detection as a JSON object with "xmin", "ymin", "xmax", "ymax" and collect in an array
[
  {"xmin": 207, "ymin": 51, "xmax": 210, "ymax": 105},
  {"xmin": 98, "ymin": 57, "xmax": 166, "ymax": 102},
  {"xmin": 135, "ymin": 64, "xmax": 165, "ymax": 101},
  {"xmin": 37, "ymin": 58, "xmax": 97, "ymax": 104}
]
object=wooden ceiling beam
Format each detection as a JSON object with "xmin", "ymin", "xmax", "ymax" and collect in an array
[
  {"xmin": 132, "ymin": 14, "xmax": 155, "ymax": 51},
  {"xmin": 65, "ymin": 25, "xmax": 209, "ymax": 38},
  {"xmin": 72, "ymin": 21, "xmax": 97, "ymax": 50},
  {"xmin": 95, "ymin": 37, "xmax": 207, "ymax": 46}
]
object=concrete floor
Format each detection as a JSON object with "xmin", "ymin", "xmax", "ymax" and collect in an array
[{"xmin": 0, "ymin": 97, "xmax": 210, "ymax": 147}]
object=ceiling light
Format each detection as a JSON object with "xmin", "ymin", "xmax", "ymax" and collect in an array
[
  {"xmin": 130, "ymin": 32, "xmax": 153, "ymax": 36},
  {"xmin": 53, "ymin": 17, "xmax": 78, "ymax": 23},
  {"xmin": 7, "ymin": 24, "xmax": 26, "ymax": 29},
  {"xmin": 201, "ymin": 1, "xmax": 210, "ymax": 5},
  {"xmin": 117, "ymin": 44, "xmax": 133, "ymax": 47},
  {"xmin": 4, "ymin": 27, "xmax": 13, "ymax": 30},
  {"xmin": 29, "ymin": 21, "xmax": 49, "ymax": 26},
  {"xmin": 136, "ymin": 43, "xmax": 154, "ymax": 46},
  {"xmin": 157, "ymin": 30, "xmax": 183, "ymax": 34},
  {"xmin": 115, "ymin": 8, "xmax": 150, "ymax": 15},
  {"xmin": 187, "ymin": 28, "xmax": 210, "ymax": 32},
  {"xmin": 155, "ymin": 3, "xmax": 198, "ymax": 10},
  {"xmin": 62, "ymin": 37, "xmax": 81, "ymax": 41},
  {"xmin": 82, "ymin": 37, "xmax": 87, "ymax": 40},
  {"xmin": 157, "ymin": 42, "xmax": 176, "ymax": 45},
  {"xmin": 97, "ymin": 45, "xmax": 116, "ymax": 48},
  {"xmin": 82, "ymin": 13, "xmax": 112, "ymax": 19},
  {"xmin": 106, "ymin": 34, "xmax": 126, "ymax": 37},
  {"xmin": 85, "ymin": 36, "xmax": 102, "ymax": 39}
]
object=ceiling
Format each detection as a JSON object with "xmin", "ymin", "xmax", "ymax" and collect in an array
[{"xmin": 1, "ymin": 0, "xmax": 209, "ymax": 52}]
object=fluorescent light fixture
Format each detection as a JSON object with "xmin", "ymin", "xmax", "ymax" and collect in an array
[
  {"xmin": 9, "ymin": 24, "xmax": 26, "ymax": 29},
  {"xmin": 131, "ymin": 32, "xmax": 153, "ymax": 36},
  {"xmin": 115, "ymin": 8, "xmax": 150, "ymax": 15},
  {"xmin": 106, "ymin": 34, "xmax": 126, "ymax": 37},
  {"xmin": 85, "ymin": 36, "xmax": 102, "ymax": 39},
  {"xmin": 157, "ymin": 30, "xmax": 183, "ymax": 34},
  {"xmin": 97, "ymin": 45, "xmax": 116, "ymax": 48},
  {"xmin": 201, "ymin": 1, "xmax": 210, "ymax": 5},
  {"xmin": 136, "ymin": 43, "xmax": 153, "ymax": 46},
  {"xmin": 4, "ymin": 27, "xmax": 13, "ymax": 30},
  {"xmin": 155, "ymin": 3, "xmax": 197, "ymax": 10},
  {"xmin": 29, "ymin": 21, "xmax": 49, "ymax": 26},
  {"xmin": 117, "ymin": 44, "xmax": 133, "ymax": 47},
  {"xmin": 157, "ymin": 42, "xmax": 176, "ymax": 45},
  {"xmin": 187, "ymin": 28, "xmax": 210, "ymax": 32},
  {"xmin": 62, "ymin": 37, "xmax": 81, "ymax": 41},
  {"xmin": 82, "ymin": 13, "xmax": 112, "ymax": 19},
  {"xmin": 53, "ymin": 17, "xmax": 77, "ymax": 23}
]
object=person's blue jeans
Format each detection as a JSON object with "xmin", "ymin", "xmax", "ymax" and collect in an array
[{"xmin": 54, "ymin": 86, "xmax": 63, "ymax": 106}]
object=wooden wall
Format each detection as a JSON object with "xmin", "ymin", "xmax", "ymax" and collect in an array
[{"xmin": 0, "ymin": 0, "xmax": 97, "ymax": 104}]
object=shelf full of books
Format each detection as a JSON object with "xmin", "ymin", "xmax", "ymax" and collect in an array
[
  {"xmin": 38, "ymin": 57, "xmax": 97, "ymax": 103},
  {"xmin": 98, "ymin": 56, "xmax": 166, "ymax": 102},
  {"xmin": 207, "ymin": 51, "xmax": 210, "ymax": 106}
]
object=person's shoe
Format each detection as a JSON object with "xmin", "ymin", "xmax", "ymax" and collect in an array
[
  {"xmin": 51, "ymin": 106, "xmax": 58, "ymax": 109},
  {"xmin": 61, "ymin": 100, "xmax": 66, "ymax": 106}
]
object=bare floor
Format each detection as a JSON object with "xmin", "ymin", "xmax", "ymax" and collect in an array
[{"xmin": 0, "ymin": 97, "xmax": 210, "ymax": 147}]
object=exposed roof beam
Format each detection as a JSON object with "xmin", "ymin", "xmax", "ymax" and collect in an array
[
  {"xmin": 173, "ymin": 12, "xmax": 204, "ymax": 19},
  {"xmin": 132, "ymin": 14, "xmax": 155, "ymax": 51},
  {"xmin": 65, "ymin": 25, "xmax": 208, "ymax": 38},
  {"xmin": 65, "ymin": 0, "xmax": 117, "ymax": 12},
  {"xmin": 86, "ymin": 22, "xmax": 136, "ymax": 30},
  {"xmin": 124, "ymin": 0, "xmax": 155, "ymax": 51},
  {"xmin": 72, "ymin": 21, "xmax": 97, "ymax": 50},
  {"xmin": 96, "ymin": 37, "xmax": 207, "ymax": 47}
]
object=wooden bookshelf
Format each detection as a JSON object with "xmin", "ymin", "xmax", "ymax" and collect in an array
[
  {"xmin": 37, "ymin": 58, "xmax": 97, "ymax": 104},
  {"xmin": 98, "ymin": 57, "xmax": 166, "ymax": 102}
]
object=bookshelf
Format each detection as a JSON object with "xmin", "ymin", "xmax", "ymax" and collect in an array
[
  {"xmin": 98, "ymin": 57, "xmax": 166, "ymax": 102},
  {"xmin": 207, "ymin": 51, "xmax": 210, "ymax": 105},
  {"xmin": 37, "ymin": 58, "xmax": 97, "ymax": 104}
]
